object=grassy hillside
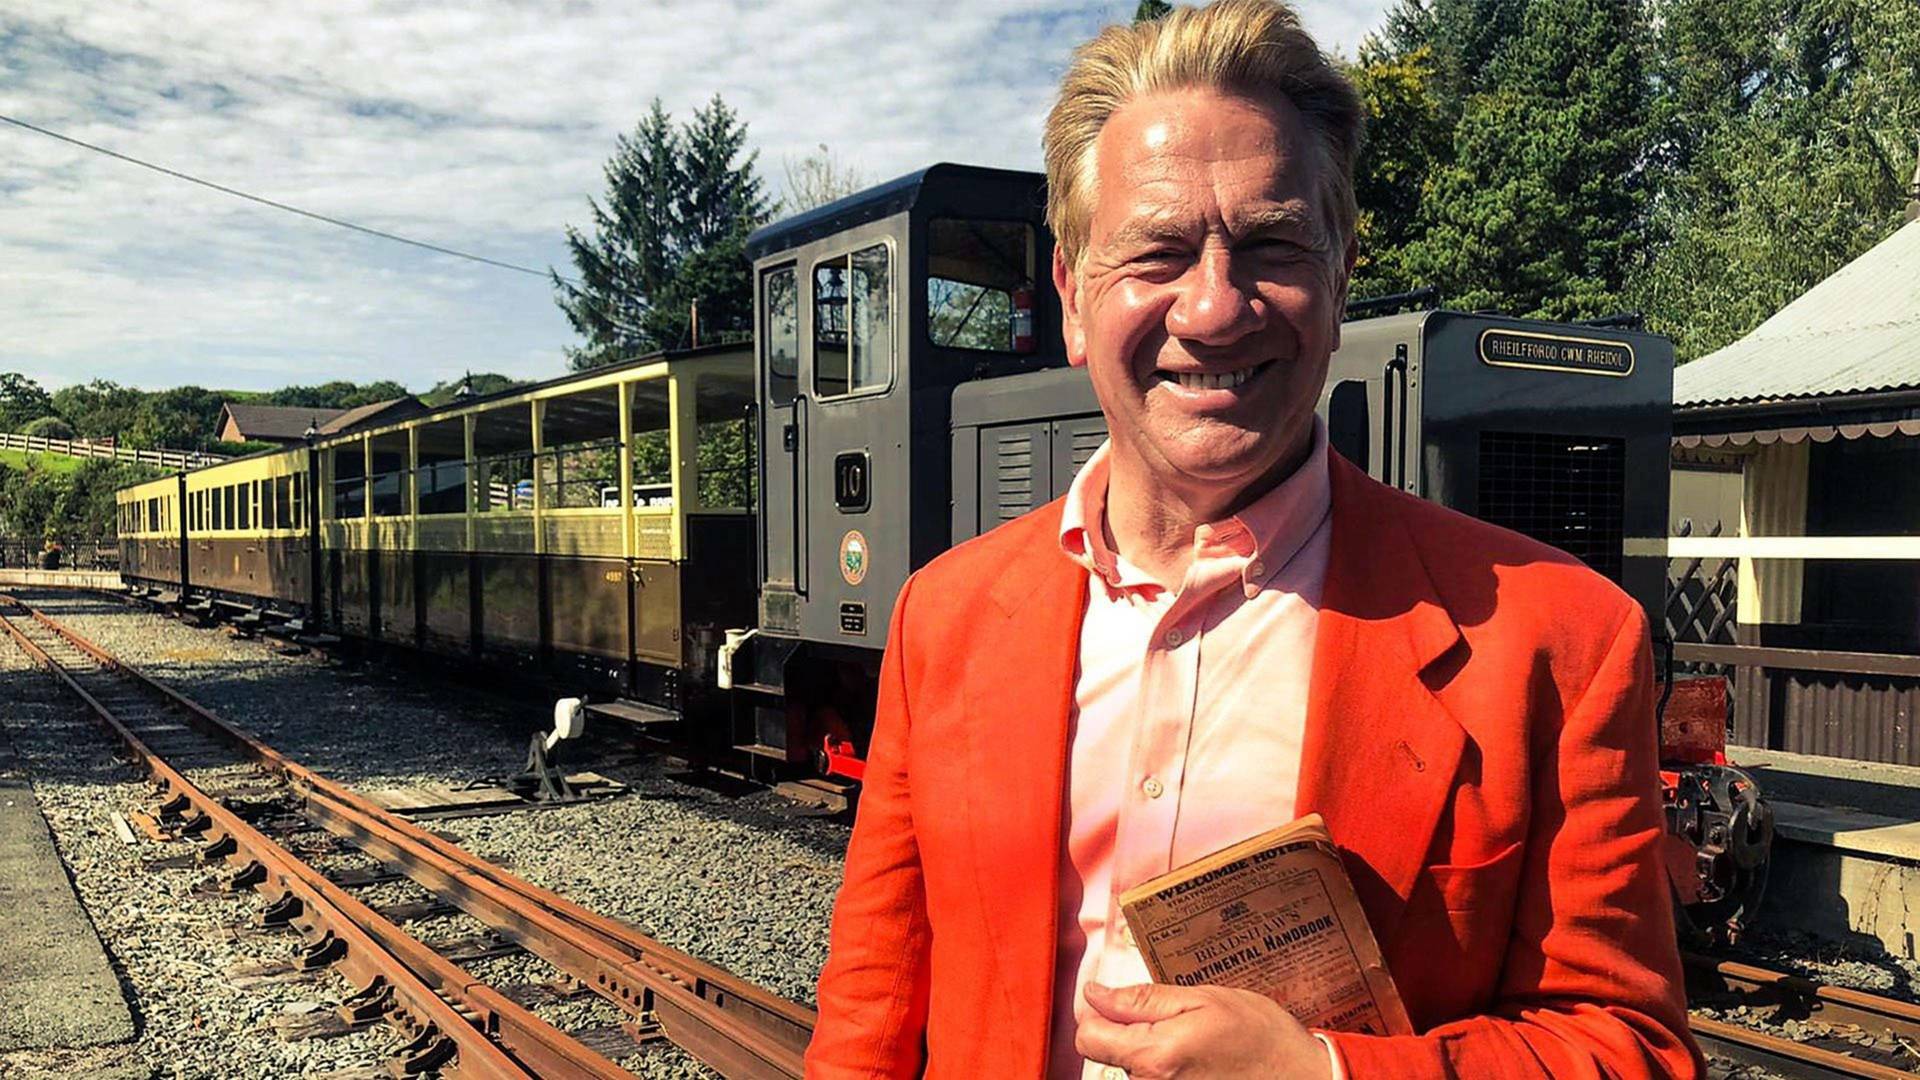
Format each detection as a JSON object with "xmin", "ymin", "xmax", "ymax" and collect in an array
[{"xmin": 0, "ymin": 448, "xmax": 84, "ymax": 475}]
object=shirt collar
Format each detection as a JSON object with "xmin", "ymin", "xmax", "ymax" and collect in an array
[{"xmin": 1058, "ymin": 417, "xmax": 1332, "ymax": 600}]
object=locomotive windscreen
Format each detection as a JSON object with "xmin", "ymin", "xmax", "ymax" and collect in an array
[{"xmin": 1476, "ymin": 431, "xmax": 1627, "ymax": 584}]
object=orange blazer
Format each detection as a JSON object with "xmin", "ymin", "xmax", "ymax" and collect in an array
[{"xmin": 808, "ymin": 455, "xmax": 1702, "ymax": 1079}]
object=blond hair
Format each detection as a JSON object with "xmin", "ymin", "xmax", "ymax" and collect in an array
[{"xmin": 1043, "ymin": 0, "xmax": 1364, "ymax": 270}]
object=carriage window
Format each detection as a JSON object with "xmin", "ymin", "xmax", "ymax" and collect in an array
[
  {"xmin": 291, "ymin": 473, "xmax": 306, "ymax": 528},
  {"xmin": 539, "ymin": 386, "xmax": 621, "ymax": 509},
  {"xmin": 414, "ymin": 417, "xmax": 467, "ymax": 515},
  {"xmin": 236, "ymin": 481, "xmax": 251, "ymax": 530},
  {"xmin": 369, "ymin": 431, "xmax": 409, "ymax": 516},
  {"xmin": 764, "ymin": 266, "xmax": 798, "ymax": 407},
  {"xmin": 472, "ymin": 407, "xmax": 534, "ymax": 513},
  {"xmin": 927, "ymin": 219, "xmax": 1035, "ymax": 353},
  {"xmin": 332, "ymin": 441, "xmax": 367, "ymax": 519},
  {"xmin": 696, "ymin": 370, "xmax": 756, "ymax": 510},
  {"xmin": 814, "ymin": 243, "xmax": 892, "ymax": 398},
  {"xmin": 627, "ymin": 380, "xmax": 674, "ymax": 507},
  {"xmin": 274, "ymin": 476, "xmax": 293, "ymax": 529}
]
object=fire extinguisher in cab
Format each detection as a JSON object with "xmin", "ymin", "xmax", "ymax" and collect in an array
[{"xmin": 1011, "ymin": 283, "xmax": 1036, "ymax": 354}]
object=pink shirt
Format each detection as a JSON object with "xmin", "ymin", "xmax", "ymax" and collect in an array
[{"xmin": 1048, "ymin": 420, "xmax": 1334, "ymax": 1080}]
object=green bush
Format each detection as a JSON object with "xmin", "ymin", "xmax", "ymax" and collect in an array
[{"xmin": 21, "ymin": 415, "xmax": 76, "ymax": 440}]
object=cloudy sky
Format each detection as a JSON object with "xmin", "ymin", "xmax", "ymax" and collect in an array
[{"xmin": 1, "ymin": 1, "xmax": 1390, "ymax": 394}]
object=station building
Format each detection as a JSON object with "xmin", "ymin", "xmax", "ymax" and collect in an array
[{"xmin": 1669, "ymin": 214, "xmax": 1920, "ymax": 766}]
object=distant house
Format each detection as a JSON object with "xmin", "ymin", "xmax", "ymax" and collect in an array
[{"xmin": 216, "ymin": 398, "xmax": 423, "ymax": 446}]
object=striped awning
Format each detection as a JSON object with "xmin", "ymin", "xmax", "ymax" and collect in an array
[{"xmin": 1674, "ymin": 418, "xmax": 1920, "ymax": 449}]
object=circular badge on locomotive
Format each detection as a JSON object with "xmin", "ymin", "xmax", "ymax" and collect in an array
[{"xmin": 839, "ymin": 530, "xmax": 869, "ymax": 586}]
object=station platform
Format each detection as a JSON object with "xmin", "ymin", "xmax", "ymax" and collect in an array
[
  {"xmin": 1728, "ymin": 747, "xmax": 1920, "ymax": 957},
  {"xmin": 0, "ymin": 731, "xmax": 134, "ymax": 1050},
  {"xmin": 0, "ymin": 569, "xmax": 120, "ymax": 589}
]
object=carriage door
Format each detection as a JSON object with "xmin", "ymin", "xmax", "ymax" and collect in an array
[{"xmin": 758, "ymin": 265, "xmax": 803, "ymax": 603}]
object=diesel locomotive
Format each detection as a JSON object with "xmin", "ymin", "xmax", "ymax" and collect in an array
[{"xmin": 117, "ymin": 163, "xmax": 1769, "ymax": 938}]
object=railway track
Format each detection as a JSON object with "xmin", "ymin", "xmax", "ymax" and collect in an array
[
  {"xmin": 0, "ymin": 593, "xmax": 815, "ymax": 1079},
  {"xmin": 16, "ymin": 589, "xmax": 1920, "ymax": 1080},
  {"xmin": 1685, "ymin": 951, "xmax": 1920, "ymax": 1079}
]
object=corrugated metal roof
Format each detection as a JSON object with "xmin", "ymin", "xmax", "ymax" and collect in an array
[{"xmin": 1674, "ymin": 217, "xmax": 1920, "ymax": 407}]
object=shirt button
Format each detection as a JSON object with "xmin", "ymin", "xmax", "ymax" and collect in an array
[
  {"xmin": 1248, "ymin": 560, "xmax": 1266, "ymax": 577},
  {"xmin": 1102, "ymin": 1068, "xmax": 1127, "ymax": 1080},
  {"xmin": 1142, "ymin": 776, "xmax": 1164, "ymax": 799},
  {"xmin": 1163, "ymin": 628, "xmax": 1184, "ymax": 647}
]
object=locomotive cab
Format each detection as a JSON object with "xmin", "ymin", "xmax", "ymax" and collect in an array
[{"xmin": 735, "ymin": 165, "xmax": 1066, "ymax": 764}]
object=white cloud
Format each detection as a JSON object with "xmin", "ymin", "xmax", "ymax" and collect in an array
[{"xmin": 0, "ymin": 0, "xmax": 1388, "ymax": 393}]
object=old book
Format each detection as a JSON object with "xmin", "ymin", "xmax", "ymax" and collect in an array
[{"xmin": 1117, "ymin": 813, "xmax": 1413, "ymax": 1036}]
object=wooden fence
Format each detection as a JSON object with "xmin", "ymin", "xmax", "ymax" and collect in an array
[{"xmin": 0, "ymin": 432, "xmax": 227, "ymax": 471}]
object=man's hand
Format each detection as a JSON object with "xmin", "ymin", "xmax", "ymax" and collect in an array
[{"xmin": 1075, "ymin": 982, "xmax": 1334, "ymax": 1079}]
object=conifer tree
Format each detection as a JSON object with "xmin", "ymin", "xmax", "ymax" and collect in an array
[
  {"xmin": 1402, "ymin": 0, "xmax": 1654, "ymax": 319},
  {"xmin": 555, "ymin": 97, "xmax": 770, "ymax": 370}
]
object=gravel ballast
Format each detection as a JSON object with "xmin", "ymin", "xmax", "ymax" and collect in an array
[{"xmin": 3, "ymin": 590, "xmax": 850, "ymax": 1077}]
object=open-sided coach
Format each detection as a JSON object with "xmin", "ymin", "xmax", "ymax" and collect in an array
[{"xmin": 805, "ymin": 2, "xmax": 1702, "ymax": 1077}]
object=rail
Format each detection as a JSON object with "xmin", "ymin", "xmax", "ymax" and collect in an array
[
  {"xmin": 0, "ymin": 593, "xmax": 813, "ymax": 1078},
  {"xmin": 0, "ymin": 431, "xmax": 228, "ymax": 470},
  {"xmin": 0, "ymin": 596, "xmax": 563, "ymax": 1078}
]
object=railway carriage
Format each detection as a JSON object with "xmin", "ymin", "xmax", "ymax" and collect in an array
[
  {"xmin": 117, "ymin": 162, "xmax": 1766, "ymax": 936},
  {"xmin": 121, "ymin": 346, "xmax": 759, "ymax": 718}
]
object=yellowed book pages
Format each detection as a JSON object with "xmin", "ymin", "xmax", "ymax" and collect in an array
[{"xmin": 1117, "ymin": 813, "xmax": 1413, "ymax": 1036}]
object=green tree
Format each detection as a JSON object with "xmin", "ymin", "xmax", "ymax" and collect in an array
[
  {"xmin": 0, "ymin": 373, "xmax": 54, "ymax": 432},
  {"xmin": 267, "ymin": 380, "xmax": 410, "ymax": 410},
  {"xmin": 51, "ymin": 381, "xmax": 145, "ymax": 443},
  {"xmin": 673, "ymin": 96, "xmax": 772, "ymax": 348},
  {"xmin": 555, "ymin": 96, "xmax": 772, "ymax": 370},
  {"xmin": 1634, "ymin": 0, "xmax": 1920, "ymax": 359},
  {"xmin": 1134, "ymin": 0, "xmax": 1173, "ymax": 21},
  {"xmin": 556, "ymin": 101, "xmax": 683, "ymax": 369},
  {"xmin": 1347, "ymin": 44, "xmax": 1450, "ymax": 298},
  {"xmin": 128, "ymin": 385, "xmax": 225, "ymax": 451},
  {"xmin": 55, "ymin": 460, "xmax": 156, "ymax": 537},
  {"xmin": 1401, "ymin": 0, "xmax": 1655, "ymax": 319},
  {"xmin": 421, "ymin": 372, "xmax": 527, "ymax": 407}
]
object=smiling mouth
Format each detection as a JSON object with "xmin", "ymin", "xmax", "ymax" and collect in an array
[{"xmin": 1154, "ymin": 361, "xmax": 1270, "ymax": 390}]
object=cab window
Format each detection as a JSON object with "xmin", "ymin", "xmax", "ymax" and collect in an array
[
  {"xmin": 814, "ymin": 243, "xmax": 892, "ymax": 398},
  {"xmin": 763, "ymin": 266, "xmax": 798, "ymax": 407},
  {"xmin": 926, "ymin": 219, "xmax": 1035, "ymax": 354}
]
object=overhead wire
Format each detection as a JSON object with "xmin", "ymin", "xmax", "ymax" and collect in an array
[{"xmin": 0, "ymin": 112, "xmax": 579, "ymax": 285}]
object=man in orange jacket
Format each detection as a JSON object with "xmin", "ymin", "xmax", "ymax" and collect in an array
[{"xmin": 807, "ymin": 2, "xmax": 1701, "ymax": 1077}]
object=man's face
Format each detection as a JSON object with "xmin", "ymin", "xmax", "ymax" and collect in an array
[{"xmin": 1055, "ymin": 87, "xmax": 1355, "ymax": 499}]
